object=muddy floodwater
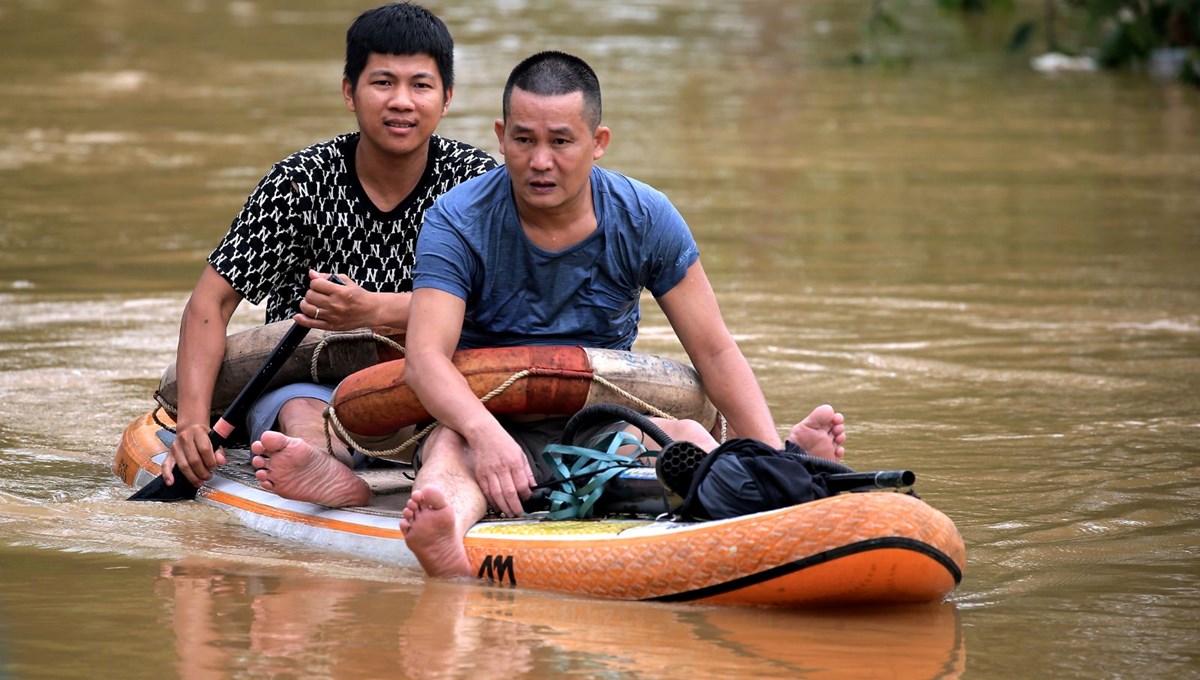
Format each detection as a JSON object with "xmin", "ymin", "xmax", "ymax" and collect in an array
[{"xmin": 1, "ymin": 1, "xmax": 1197, "ymax": 678}]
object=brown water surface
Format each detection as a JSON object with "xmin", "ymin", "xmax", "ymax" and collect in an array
[{"xmin": 1, "ymin": 1, "xmax": 1197, "ymax": 678}]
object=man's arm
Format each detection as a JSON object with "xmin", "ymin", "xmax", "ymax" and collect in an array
[
  {"xmin": 404, "ymin": 287, "xmax": 536, "ymax": 517},
  {"xmin": 656, "ymin": 261, "xmax": 783, "ymax": 448},
  {"xmin": 164, "ymin": 265, "xmax": 243, "ymax": 486}
]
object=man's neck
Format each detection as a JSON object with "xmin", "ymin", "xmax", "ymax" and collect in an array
[
  {"xmin": 517, "ymin": 187, "xmax": 597, "ymax": 252},
  {"xmin": 355, "ymin": 137, "xmax": 430, "ymax": 213}
]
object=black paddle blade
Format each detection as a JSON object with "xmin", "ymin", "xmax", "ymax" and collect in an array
[{"xmin": 127, "ymin": 474, "xmax": 198, "ymax": 502}]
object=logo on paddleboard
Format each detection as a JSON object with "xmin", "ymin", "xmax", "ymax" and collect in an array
[{"xmin": 478, "ymin": 554, "xmax": 516, "ymax": 585}]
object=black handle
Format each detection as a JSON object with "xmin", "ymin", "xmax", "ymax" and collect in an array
[{"xmin": 127, "ymin": 275, "xmax": 342, "ymax": 502}]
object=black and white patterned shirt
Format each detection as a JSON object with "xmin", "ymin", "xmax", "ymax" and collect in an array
[{"xmin": 209, "ymin": 133, "xmax": 497, "ymax": 323}]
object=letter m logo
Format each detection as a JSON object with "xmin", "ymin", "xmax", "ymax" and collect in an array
[{"xmin": 477, "ymin": 554, "xmax": 516, "ymax": 586}]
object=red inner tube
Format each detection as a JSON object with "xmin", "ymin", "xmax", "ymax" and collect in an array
[{"xmin": 332, "ymin": 346, "xmax": 597, "ymax": 436}]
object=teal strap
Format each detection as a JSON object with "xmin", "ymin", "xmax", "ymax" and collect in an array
[{"xmin": 540, "ymin": 432, "xmax": 649, "ymax": 519}]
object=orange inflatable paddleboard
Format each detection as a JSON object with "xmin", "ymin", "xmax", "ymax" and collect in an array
[{"xmin": 115, "ymin": 409, "xmax": 965, "ymax": 607}]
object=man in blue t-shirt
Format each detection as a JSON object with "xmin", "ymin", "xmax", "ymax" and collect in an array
[
  {"xmin": 399, "ymin": 51, "xmax": 847, "ymax": 578},
  {"xmin": 414, "ymin": 158, "xmax": 699, "ymax": 352}
]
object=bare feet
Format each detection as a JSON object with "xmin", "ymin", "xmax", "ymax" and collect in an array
[
  {"xmin": 787, "ymin": 405, "xmax": 846, "ymax": 462},
  {"xmin": 251, "ymin": 431, "xmax": 371, "ymax": 508},
  {"xmin": 400, "ymin": 486, "xmax": 472, "ymax": 578}
]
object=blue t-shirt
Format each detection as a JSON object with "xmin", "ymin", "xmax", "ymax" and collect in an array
[{"xmin": 415, "ymin": 165, "xmax": 699, "ymax": 350}]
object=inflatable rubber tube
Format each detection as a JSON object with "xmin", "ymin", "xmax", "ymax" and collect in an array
[
  {"xmin": 156, "ymin": 319, "xmax": 405, "ymax": 416},
  {"xmin": 330, "ymin": 346, "xmax": 718, "ymax": 439}
]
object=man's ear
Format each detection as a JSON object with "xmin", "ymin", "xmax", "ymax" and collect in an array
[
  {"xmin": 342, "ymin": 77, "xmax": 355, "ymax": 112},
  {"xmin": 592, "ymin": 126, "xmax": 611, "ymax": 161},
  {"xmin": 441, "ymin": 86, "xmax": 454, "ymax": 114},
  {"xmin": 494, "ymin": 119, "xmax": 506, "ymax": 155}
]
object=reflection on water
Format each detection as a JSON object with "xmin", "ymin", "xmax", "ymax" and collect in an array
[
  {"xmin": 0, "ymin": 550, "xmax": 963, "ymax": 679},
  {"xmin": 387, "ymin": 579, "xmax": 962, "ymax": 680},
  {"xmin": 148, "ymin": 558, "xmax": 968, "ymax": 680},
  {"xmin": 1, "ymin": 0, "xmax": 1198, "ymax": 678}
]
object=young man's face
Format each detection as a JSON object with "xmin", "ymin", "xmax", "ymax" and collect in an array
[
  {"xmin": 495, "ymin": 88, "xmax": 609, "ymax": 215},
  {"xmin": 344, "ymin": 52, "xmax": 451, "ymax": 160}
]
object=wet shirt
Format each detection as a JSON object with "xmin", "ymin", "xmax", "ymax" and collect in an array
[
  {"xmin": 415, "ymin": 165, "xmax": 700, "ymax": 350},
  {"xmin": 209, "ymin": 133, "xmax": 497, "ymax": 323}
]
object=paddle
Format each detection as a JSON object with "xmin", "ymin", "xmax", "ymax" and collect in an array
[{"xmin": 128, "ymin": 276, "xmax": 342, "ymax": 502}]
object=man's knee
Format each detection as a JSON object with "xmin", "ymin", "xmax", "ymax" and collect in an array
[
  {"xmin": 418, "ymin": 426, "xmax": 468, "ymax": 467},
  {"xmin": 276, "ymin": 397, "xmax": 328, "ymax": 432},
  {"xmin": 653, "ymin": 418, "xmax": 717, "ymax": 449},
  {"xmin": 278, "ymin": 396, "xmax": 326, "ymax": 418}
]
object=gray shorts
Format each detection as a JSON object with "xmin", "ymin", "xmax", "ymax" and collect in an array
[
  {"xmin": 246, "ymin": 382, "xmax": 378, "ymax": 468},
  {"xmin": 245, "ymin": 382, "xmax": 335, "ymax": 443},
  {"xmin": 413, "ymin": 416, "xmax": 631, "ymax": 486}
]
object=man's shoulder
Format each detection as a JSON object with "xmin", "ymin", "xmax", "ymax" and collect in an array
[
  {"xmin": 594, "ymin": 166, "xmax": 673, "ymax": 215},
  {"xmin": 431, "ymin": 135, "xmax": 498, "ymax": 175},
  {"xmin": 436, "ymin": 165, "xmax": 507, "ymax": 211},
  {"xmin": 270, "ymin": 133, "xmax": 356, "ymax": 177},
  {"xmin": 596, "ymin": 165, "xmax": 666, "ymax": 195}
]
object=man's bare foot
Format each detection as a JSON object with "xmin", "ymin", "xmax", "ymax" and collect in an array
[
  {"xmin": 251, "ymin": 431, "xmax": 371, "ymax": 507},
  {"xmin": 787, "ymin": 405, "xmax": 847, "ymax": 462},
  {"xmin": 400, "ymin": 486, "xmax": 472, "ymax": 578}
]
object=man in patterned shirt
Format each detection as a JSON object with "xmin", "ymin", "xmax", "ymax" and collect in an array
[{"xmin": 161, "ymin": 2, "xmax": 496, "ymax": 507}]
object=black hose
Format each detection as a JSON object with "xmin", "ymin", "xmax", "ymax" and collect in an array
[
  {"xmin": 787, "ymin": 447, "xmax": 855, "ymax": 476},
  {"xmin": 559, "ymin": 403, "xmax": 675, "ymax": 449}
]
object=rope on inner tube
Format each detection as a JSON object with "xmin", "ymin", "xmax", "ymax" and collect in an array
[
  {"xmin": 588, "ymin": 376, "xmax": 674, "ymax": 420},
  {"xmin": 309, "ymin": 330, "xmax": 405, "ymax": 383},
  {"xmin": 152, "ymin": 405, "xmax": 177, "ymax": 433},
  {"xmin": 153, "ymin": 394, "xmax": 179, "ymax": 422},
  {"xmin": 324, "ymin": 369, "xmax": 699, "ymax": 460},
  {"xmin": 324, "ymin": 369, "xmax": 537, "ymax": 461}
]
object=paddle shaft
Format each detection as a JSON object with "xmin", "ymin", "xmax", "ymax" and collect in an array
[{"xmin": 128, "ymin": 276, "xmax": 341, "ymax": 501}]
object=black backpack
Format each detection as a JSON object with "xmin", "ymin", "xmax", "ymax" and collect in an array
[{"xmin": 664, "ymin": 438, "xmax": 839, "ymax": 520}]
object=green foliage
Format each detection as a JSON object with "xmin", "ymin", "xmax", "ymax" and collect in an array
[
  {"xmin": 1008, "ymin": 19, "xmax": 1039, "ymax": 51},
  {"xmin": 849, "ymin": 0, "xmax": 915, "ymax": 68},
  {"xmin": 1082, "ymin": 0, "xmax": 1200, "ymax": 69},
  {"xmin": 855, "ymin": 0, "xmax": 1200, "ymax": 85},
  {"xmin": 938, "ymin": 0, "xmax": 1012, "ymax": 12}
]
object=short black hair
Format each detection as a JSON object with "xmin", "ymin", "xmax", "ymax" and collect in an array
[
  {"xmin": 344, "ymin": 2, "xmax": 454, "ymax": 93},
  {"xmin": 502, "ymin": 51, "xmax": 602, "ymax": 130}
]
